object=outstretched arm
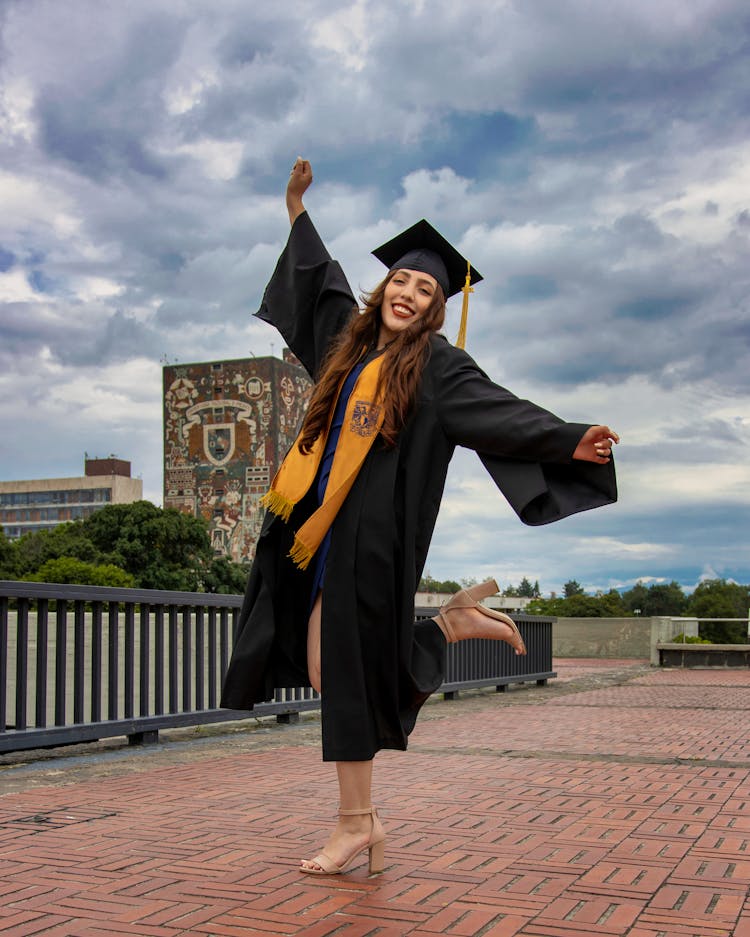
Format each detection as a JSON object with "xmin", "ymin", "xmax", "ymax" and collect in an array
[
  {"xmin": 572, "ymin": 425, "xmax": 620, "ymax": 463},
  {"xmin": 287, "ymin": 157, "xmax": 313, "ymax": 225}
]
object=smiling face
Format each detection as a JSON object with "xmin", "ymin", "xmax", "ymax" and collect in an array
[{"xmin": 378, "ymin": 268, "xmax": 439, "ymax": 347}]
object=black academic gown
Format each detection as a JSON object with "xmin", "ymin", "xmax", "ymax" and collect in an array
[{"xmin": 220, "ymin": 212, "xmax": 617, "ymax": 761}]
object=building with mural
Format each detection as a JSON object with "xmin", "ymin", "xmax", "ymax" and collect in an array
[
  {"xmin": 0, "ymin": 458, "xmax": 143, "ymax": 539},
  {"xmin": 163, "ymin": 352, "xmax": 311, "ymax": 563}
]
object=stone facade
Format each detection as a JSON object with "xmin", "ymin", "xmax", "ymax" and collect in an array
[{"xmin": 163, "ymin": 353, "xmax": 311, "ymax": 563}]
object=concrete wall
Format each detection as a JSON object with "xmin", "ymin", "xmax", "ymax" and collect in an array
[{"xmin": 553, "ymin": 617, "xmax": 700, "ymax": 665}]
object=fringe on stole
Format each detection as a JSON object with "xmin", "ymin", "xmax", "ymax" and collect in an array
[
  {"xmin": 260, "ymin": 488, "xmax": 295, "ymax": 523},
  {"xmin": 288, "ymin": 535, "xmax": 315, "ymax": 571}
]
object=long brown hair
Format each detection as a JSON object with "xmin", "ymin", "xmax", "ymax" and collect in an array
[{"xmin": 298, "ymin": 270, "xmax": 446, "ymax": 452}]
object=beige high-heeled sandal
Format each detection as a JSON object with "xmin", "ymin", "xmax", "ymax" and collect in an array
[
  {"xmin": 300, "ymin": 806, "xmax": 386, "ymax": 875},
  {"xmin": 436, "ymin": 578, "xmax": 527, "ymax": 655}
]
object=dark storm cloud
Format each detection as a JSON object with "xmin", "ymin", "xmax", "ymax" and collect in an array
[
  {"xmin": 0, "ymin": 300, "xmax": 158, "ymax": 370},
  {"xmin": 33, "ymin": 10, "xmax": 187, "ymax": 180},
  {"xmin": 499, "ymin": 275, "xmax": 558, "ymax": 304},
  {"xmin": 0, "ymin": 247, "xmax": 14, "ymax": 271},
  {"xmin": 614, "ymin": 293, "xmax": 698, "ymax": 321},
  {"xmin": 38, "ymin": 93, "xmax": 167, "ymax": 180}
]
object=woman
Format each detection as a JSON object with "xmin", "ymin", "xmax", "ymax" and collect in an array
[{"xmin": 221, "ymin": 157, "xmax": 619, "ymax": 876}]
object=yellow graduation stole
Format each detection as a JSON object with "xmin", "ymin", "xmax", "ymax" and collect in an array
[{"xmin": 261, "ymin": 355, "xmax": 386, "ymax": 570}]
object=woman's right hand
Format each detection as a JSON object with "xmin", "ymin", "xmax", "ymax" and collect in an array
[{"xmin": 287, "ymin": 157, "xmax": 313, "ymax": 225}]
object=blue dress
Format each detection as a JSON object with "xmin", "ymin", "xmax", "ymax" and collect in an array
[{"xmin": 310, "ymin": 359, "xmax": 366, "ymax": 601}]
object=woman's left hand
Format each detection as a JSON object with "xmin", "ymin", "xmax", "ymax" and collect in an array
[{"xmin": 573, "ymin": 425, "xmax": 620, "ymax": 463}]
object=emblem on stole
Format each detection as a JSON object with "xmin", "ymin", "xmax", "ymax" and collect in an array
[{"xmin": 350, "ymin": 400, "xmax": 381, "ymax": 437}]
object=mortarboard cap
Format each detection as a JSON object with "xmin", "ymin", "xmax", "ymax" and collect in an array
[{"xmin": 372, "ymin": 219, "xmax": 482, "ymax": 299}]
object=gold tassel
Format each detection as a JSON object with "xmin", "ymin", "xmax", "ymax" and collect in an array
[
  {"xmin": 260, "ymin": 488, "xmax": 295, "ymax": 522},
  {"xmin": 455, "ymin": 259, "xmax": 474, "ymax": 350},
  {"xmin": 288, "ymin": 535, "xmax": 314, "ymax": 571}
]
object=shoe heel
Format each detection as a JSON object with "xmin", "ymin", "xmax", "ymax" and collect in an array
[
  {"xmin": 368, "ymin": 838, "xmax": 385, "ymax": 874},
  {"xmin": 465, "ymin": 578, "xmax": 499, "ymax": 602}
]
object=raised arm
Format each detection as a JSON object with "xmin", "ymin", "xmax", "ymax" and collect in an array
[
  {"xmin": 287, "ymin": 157, "xmax": 313, "ymax": 226},
  {"xmin": 254, "ymin": 158, "xmax": 356, "ymax": 377}
]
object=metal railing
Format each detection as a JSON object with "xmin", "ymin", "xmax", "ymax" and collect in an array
[{"xmin": 1, "ymin": 581, "xmax": 555, "ymax": 753}]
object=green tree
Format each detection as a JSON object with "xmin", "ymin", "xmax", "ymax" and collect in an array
[
  {"xmin": 642, "ymin": 581, "xmax": 687, "ymax": 616},
  {"xmin": 83, "ymin": 501, "xmax": 213, "ymax": 591},
  {"xmin": 418, "ymin": 575, "xmax": 460, "ymax": 593},
  {"xmin": 12, "ymin": 521, "xmax": 102, "ymax": 576},
  {"xmin": 526, "ymin": 596, "xmax": 567, "ymax": 615},
  {"xmin": 622, "ymin": 582, "xmax": 649, "ymax": 615},
  {"xmin": 419, "ymin": 572, "xmax": 437, "ymax": 592},
  {"xmin": 203, "ymin": 557, "xmax": 250, "ymax": 594},
  {"xmin": 559, "ymin": 594, "xmax": 605, "ymax": 617},
  {"xmin": 517, "ymin": 576, "xmax": 536, "ymax": 597},
  {"xmin": 0, "ymin": 525, "xmax": 16, "ymax": 578},
  {"xmin": 597, "ymin": 589, "xmax": 628, "ymax": 616},
  {"xmin": 527, "ymin": 589, "xmax": 626, "ymax": 617},
  {"xmin": 25, "ymin": 557, "xmax": 135, "ymax": 588},
  {"xmin": 564, "ymin": 579, "xmax": 585, "ymax": 597},
  {"xmin": 687, "ymin": 579, "xmax": 750, "ymax": 643}
]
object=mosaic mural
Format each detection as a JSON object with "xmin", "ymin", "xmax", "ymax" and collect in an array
[{"xmin": 163, "ymin": 354, "xmax": 311, "ymax": 562}]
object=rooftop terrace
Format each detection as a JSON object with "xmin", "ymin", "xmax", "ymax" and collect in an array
[{"xmin": 2, "ymin": 658, "xmax": 750, "ymax": 937}]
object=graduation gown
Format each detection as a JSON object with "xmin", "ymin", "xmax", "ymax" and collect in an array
[{"xmin": 220, "ymin": 212, "xmax": 617, "ymax": 761}]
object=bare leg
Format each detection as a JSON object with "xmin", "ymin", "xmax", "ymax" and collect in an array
[
  {"xmin": 300, "ymin": 760, "xmax": 380, "ymax": 872},
  {"xmin": 307, "ymin": 591, "xmax": 322, "ymax": 693},
  {"xmin": 302, "ymin": 595, "xmax": 383, "ymax": 872}
]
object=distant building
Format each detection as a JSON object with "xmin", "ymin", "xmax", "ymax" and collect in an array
[
  {"xmin": 163, "ymin": 352, "xmax": 311, "ymax": 563},
  {"xmin": 0, "ymin": 458, "xmax": 143, "ymax": 540},
  {"xmin": 415, "ymin": 592, "xmax": 535, "ymax": 614}
]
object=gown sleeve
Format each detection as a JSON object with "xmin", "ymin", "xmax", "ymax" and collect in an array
[
  {"xmin": 434, "ymin": 340, "xmax": 617, "ymax": 526},
  {"xmin": 254, "ymin": 211, "xmax": 357, "ymax": 379}
]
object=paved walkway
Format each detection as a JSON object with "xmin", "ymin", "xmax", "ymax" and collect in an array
[{"xmin": 2, "ymin": 659, "xmax": 750, "ymax": 937}]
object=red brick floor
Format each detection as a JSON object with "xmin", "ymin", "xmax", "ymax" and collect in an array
[{"xmin": 2, "ymin": 662, "xmax": 750, "ymax": 936}]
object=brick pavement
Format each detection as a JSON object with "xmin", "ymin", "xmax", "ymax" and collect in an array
[{"xmin": 2, "ymin": 661, "xmax": 750, "ymax": 936}]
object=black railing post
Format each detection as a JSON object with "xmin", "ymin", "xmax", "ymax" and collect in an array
[
  {"xmin": 181, "ymin": 607, "xmax": 191, "ymax": 711},
  {"xmin": 220, "ymin": 608, "xmax": 230, "ymax": 681},
  {"xmin": 0, "ymin": 597, "xmax": 7, "ymax": 731},
  {"xmin": 168, "ymin": 606, "xmax": 178, "ymax": 714},
  {"xmin": 124, "ymin": 603, "xmax": 135, "ymax": 719},
  {"xmin": 195, "ymin": 607, "xmax": 205, "ymax": 711},
  {"xmin": 35, "ymin": 598, "xmax": 49, "ymax": 727},
  {"xmin": 15, "ymin": 598, "xmax": 29, "ymax": 730},
  {"xmin": 208, "ymin": 607, "xmax": 217, "ymax": 709},
  {"xmin": 54, "ymin": 600, "xmax": 68, "ymax": 726},
  {"xmin": 107, "ymin": 601, "xmax": 119, "ymax": 721},
  {"xmin": 154, "ymin": 605, "xmax": 164, "ymax": 716},
  {"xmin": 73, "ymin": 600, "xmax": 85, "ymax": 724},
  {"xmin": 139, "ymin": 603, "xmax": 150, "ymax": 718},
  {"xmin": 91, "ymin": 602, "xmax": 102, "ymax": 723}
]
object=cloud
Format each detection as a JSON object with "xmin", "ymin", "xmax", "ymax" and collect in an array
[{"xmin": 1, "ymin": 0, "xmax": 748, "ymax": 591}]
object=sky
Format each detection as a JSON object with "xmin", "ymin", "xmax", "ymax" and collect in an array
[{"xmin": 1, "ymin": 0, "xmax": 748, "ymax": 595}]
